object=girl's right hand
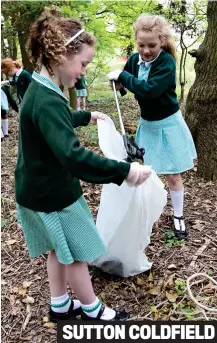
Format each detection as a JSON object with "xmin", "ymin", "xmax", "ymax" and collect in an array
[
  {"xmin": 126, "ymin": 162, "xmax": 152, "ymax": 187},
  {"xmin": 109, "ymin": 81, "xmax": 122, "ymax": 90},
  {"xmin": 1, "ymin": 80, "xmax": 10, "ymax": 86}
]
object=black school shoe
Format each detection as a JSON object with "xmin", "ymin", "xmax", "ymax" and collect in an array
[
  {"xmin": 81, "ymin": 304, "xmax": 130, "ymax": 321},
  {"xmin": 49, "ymin": 301, "xmax": 81, "ymax": 323},
  {"xmin": 174, "ymin": 216, "xmax": 188, "ymax": 240}
]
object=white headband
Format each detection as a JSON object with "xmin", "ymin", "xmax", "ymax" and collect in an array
[{"xmin": 64, "ymin": 28, "xmax": 85, "ymax": 46}]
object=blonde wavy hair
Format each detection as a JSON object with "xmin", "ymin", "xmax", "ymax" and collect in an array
[
  {"xmin": 1, "ymin": 58, "xmax": 22, "ymax": 75},
  {"xmin": 27, "ymin": 12, "xmax": 95, "ymax": 74},
  {"xmin": 133, "ymin": 14, "xmax": 176, "ymax": 60}
]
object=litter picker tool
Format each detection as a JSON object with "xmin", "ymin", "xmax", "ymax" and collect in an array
[{"xmin": 112, "ymin": 81, "xmax": 145, "ymax": 164}]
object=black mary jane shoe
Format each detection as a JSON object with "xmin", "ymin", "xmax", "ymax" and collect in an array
[
  {"xmin": 49, "ymin": 301, "xmax": 81, "ymax": 323},
  {"xmin": 174, "ymin": 215, "xmax": 188, "ymax": 240},
  {"xmin": 81, "ymin": 304, "xmax": 130, "ymax": 321}
]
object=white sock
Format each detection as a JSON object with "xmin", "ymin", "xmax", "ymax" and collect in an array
[
  {"xmin": 81, "ymin": 297, "xmax": 116, "ymax": 320},
  {"xmin": 170, "ymin": 189, "xmax": 186, "ymax": 232},
  {"xmin": 170, "ymin": 188, "xmax": 184, "ymax": 217},
  {"xmin": 2, "ymin": 119, "xmax": 8, "ymax": 136},
  {"xmin": 1, "ymin": 129, "xmax": 4, "ymax": 139},
  {"xmin": 51, "ymin": 293, "xmax": 81, "ymax": 313}
]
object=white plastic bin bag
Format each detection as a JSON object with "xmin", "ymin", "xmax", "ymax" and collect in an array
[{"xmin": 91, "ymin": 116, "xmax": 167, "ymax": 277}]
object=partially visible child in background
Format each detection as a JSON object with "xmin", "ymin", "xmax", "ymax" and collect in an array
[
  {"xmin": 75, "ymin": 75, "xmax": 87, "ymax": 110},
  {"xmin": 1, "ymin": 59, "xmax": 32, "ymax": 112},
  {"xmin": 108, "ymin": 14, "xmax": 197, "ymax": 239},
  {"xmin": 1, "ymin": 85, "xmax": 19, "ymax": 140}
]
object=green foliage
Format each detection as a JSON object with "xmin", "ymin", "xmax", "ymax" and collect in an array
[
  {"xmin": 1, "ymin": 218, "xmax": 9, "ymax": 228},
  {"xmin": 76, "ymin": 124, "xmax": 98, "ymax": 146},
  {"xmin": 174, "ymin": 279, "xmax": 186, "ymax": 295},
  {"xmin": 207, "ymin": 269, "xmax": 214, "ymax": 276},
  {"xmin": 165, "ymin": 229, "xmax": 185, "ymax": 247}
]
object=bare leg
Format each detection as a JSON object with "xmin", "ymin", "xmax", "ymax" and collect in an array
[
  {"xmin": 165, "ymin": 173, "xmax": 183, "ymax": 191},
  {"xmin": 66, "ymin": 261, "xmax": 95, "ymax": 304},
  {"xmin": 47, "ymin": 250, "xmax": 67, "ymax": 297},
  {"xmin": 82, "ymin": 96, "xmax": 86, "ymax": 110},
  {"xmin": 76, "ymin": 97, "xmax": 81, "ymax": 111}
]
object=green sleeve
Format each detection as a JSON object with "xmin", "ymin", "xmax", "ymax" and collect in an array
[
  {"xmin": 119, "ymin": 57, "xmax": 176, "ymax": 99},
  {"xmin": 71, "ymin": 110, "xmax": 91, "ymax": 128},
  {"xmin": 34, "ymin": 95, "xmax": 130, "ymax": 185},
  {"xmin": 2, "ymin": 86, "xmax": 18, "ymax": 112},
  {"xmin": 21, "ymin": 71, "xmax": 32, "ymax": 87}
]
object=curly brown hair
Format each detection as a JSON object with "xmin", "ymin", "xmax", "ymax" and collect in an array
[
  {"xmin": 27, "ymin": 12, "xmax": 95, "ymax": 74},
  {"xmin": 1, "ymin": 58, "xmax": 22, "ymax": 75}
]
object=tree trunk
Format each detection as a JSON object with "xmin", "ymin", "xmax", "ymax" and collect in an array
[
  {"xmin": 12, "ymin": 36, "xmax": 17, "ymax": 60},
  {"xmin": 18, "ymin": 31, "xmax": 34, "ymax": 73},
  {"xmin": 185, "ymin": 1, "xmax": 217, "ymax": 181},
  {"xmin": 68, "ymin": 87, "xmax": 77, "ymax": 110}
]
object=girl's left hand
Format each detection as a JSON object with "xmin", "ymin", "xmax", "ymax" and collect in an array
[{"xmin": 90, "ymin": 111, "xmax": 106, "ymax": 124}]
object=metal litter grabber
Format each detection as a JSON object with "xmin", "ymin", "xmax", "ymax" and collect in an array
[{"xmin": 112, "ymin": 81, "xmax": 145, "ymax": 164}]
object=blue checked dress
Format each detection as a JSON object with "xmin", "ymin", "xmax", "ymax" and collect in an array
[
  {"xmin": 135, "ymin": 55, "xmax": 197, "ymax": 174},
  {"xmin": 16, "ymin": 73, "xmax": 106, "ymax": 264}
]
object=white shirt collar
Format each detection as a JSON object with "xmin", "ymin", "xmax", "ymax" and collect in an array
[
  {"xmin": 137, "ymin": 49, "xmax": 163, "ymax": 66},
  {"xmin": 16, "ymin": 68, "xmax": 23, "ymax": 77}
]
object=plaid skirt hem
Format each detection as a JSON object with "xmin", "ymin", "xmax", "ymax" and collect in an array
[
  {"xmin": 136, "ymin": 110, "xmax": 197, "ymax": 174},
  {"xmin": 17, "ymin": 196, "xmax": 106, "ymax": 264}
]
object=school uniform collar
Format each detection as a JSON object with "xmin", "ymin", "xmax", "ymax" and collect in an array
[
  {"xmin": 32, "ymin": 71, "xmax": 69, "ymax": 102},
  {"xmin": 137, "ymin": 49, "xmax": 163, "ymax": 66},
  {"xmin": 16, "ymin": 68, "xmax": 23, "ymax": 77}
]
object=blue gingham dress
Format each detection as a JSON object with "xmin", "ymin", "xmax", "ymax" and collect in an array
[
  {"xmin": 136, "ymin": 56, "xmax": 197, "ymax": 174},
  {"xmin": 16, "ymin": 72, "xmax": 106, "ymax": 264},
  {"xmin": 76, "ymin": 89, "xmax": 87, "ymax": 97}
]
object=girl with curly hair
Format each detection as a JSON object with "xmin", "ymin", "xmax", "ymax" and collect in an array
[{"xmin": 15, "ymin": 12, "xmax": 151, "ymax": 322}]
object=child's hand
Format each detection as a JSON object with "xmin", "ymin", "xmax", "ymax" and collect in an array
[
  {"xmin": 108, "ymin": 70, "xmax": 122, "ymax": 81},
  {"xmin": 90, "ymin": 111, "xmax": 106, "ymax": 124},
  {"xmin": 126, "ymin": 162, "xmax": 152, "ymax": 187},
  {"xmin": 1, "ymin": 80, "xmax": 10, "ymax": 86},
  {"xmin": 109, "ymin": 81, "xmax": 122, "ymax": 90}
]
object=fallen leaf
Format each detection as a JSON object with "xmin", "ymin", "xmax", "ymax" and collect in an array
[
  {"xmin": 43, "ymin": 316, "xmax": 49, "ymax": 323},
  {"xmin": 6, "ymin": 239, "xmax": 17, "ymax": 245},
  {"xmin": 12, "ymin": 287, "xmax": 19, "ymax": 293},
  {"xmin": 167, "ymin": 264, "xmax": 177, "ymax": 270},
  {"xmin": 44, "ymin": 322, "xmax": 55, "ymax": 328},
  {"xmin": 19, "ymin": 288, "xmax": 27, "ymax": 297},
  {"xmin": 154, "ymin": 312, "xmax": 159, "ymax": 320},
  {"xmin": 166, "ymin": 291, "xmax": 179, "ymax": 303},
  {"xmin": 149, "ymin": 287, "xmax": 160, "ymax": 296},
  {"xmin": 167, "ymin": 275, "xmax": 174, "ymax": 288},
  {"xmin": 148, "ymin": 271, "xmax": 154, "ymax": 282},
  {"xmin": 47, "ymin": 329, "xmax": 56, "ymax": 334},
  {"xmin": 192, "ymin": 223, "xmax": 203, "ymax": 231},
  {"xmin": 203, "ymin": 289, "xmax": 215, "ymax": 295},
  {"xmin": 1, "ymin": 279, "xmax": 7, "ymax": 285},
  {"xmin": 136, "ymin": 277, "xmax": 146, "ymax": 286},
  {"xmin": 23, "ymin": 296, "xmax": 34, "ymax": 304},
  {"xmin": 23, "ymin": 281, "xmax": 32, "ymax": 289}
]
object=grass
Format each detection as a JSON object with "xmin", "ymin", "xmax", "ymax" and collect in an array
[{"xmin": 87, "ymin": 50, "xmax": 196, "ymax": 104}]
